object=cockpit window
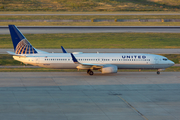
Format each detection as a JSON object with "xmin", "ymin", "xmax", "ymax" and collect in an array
[{"xmin": 163, "ymin": 58, "xmax": 168, "ymax": 61}]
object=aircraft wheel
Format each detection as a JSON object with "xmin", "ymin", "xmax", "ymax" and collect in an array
[
  {"xmin": 157, "ymin": 71, "xmax": 160, "ymax": 75},
  {"xmin": 89, "ymin": 70, "xmax": 94, "ymax": 75}
]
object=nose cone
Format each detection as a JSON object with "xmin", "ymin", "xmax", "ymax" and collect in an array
[{"xmin": 169, "ymin": 60, "xmax": 175, "ymax": 66}]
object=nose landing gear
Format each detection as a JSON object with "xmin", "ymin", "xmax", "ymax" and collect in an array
[
  {"xmin": 157, "ymin": 71, "xmax": 160, "ymax": 75},
  {"xmin": 157, "ymin": 69, "xmax": 165, "ymax": 75}
]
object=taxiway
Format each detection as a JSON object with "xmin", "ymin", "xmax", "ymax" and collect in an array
[
  {"xmin": 0, "ymin": 72, "xmax": 180, "ymax": 120},
  {"xmin": 1, "ymin": 26, "xmax": 180, "ymax": 34}
]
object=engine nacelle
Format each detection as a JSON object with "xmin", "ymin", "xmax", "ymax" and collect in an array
[{"xmin": 101, "ymin": 65, "xmax": 118, "ymax": 74}]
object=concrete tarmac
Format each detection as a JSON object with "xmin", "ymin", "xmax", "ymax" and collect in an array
[
  {"xmin": 1, "ymin": 26, "xmax": 180, "ymax": 34},
  {"xmin": 0, "ymin": 72, "xmax": 180, "ymax": 120}
]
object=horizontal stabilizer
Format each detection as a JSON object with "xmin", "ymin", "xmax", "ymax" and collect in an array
[{"xmin": 7, "ymin": 51, "xmax": 26, "ymax": 56}]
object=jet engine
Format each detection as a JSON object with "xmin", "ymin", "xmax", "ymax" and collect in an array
[{"xmin": 101, "ymin": 65, "xmax": 118, "ymax": 74}]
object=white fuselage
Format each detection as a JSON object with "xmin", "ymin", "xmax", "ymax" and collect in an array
[{"xmin": 13, "ymin": 53, "xmax": 174, "ymax": 69}]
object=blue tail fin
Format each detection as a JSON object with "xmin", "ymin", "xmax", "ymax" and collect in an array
[{"xmin": 8, "ymin": 25, "xmax": 37, "ymax": 54}]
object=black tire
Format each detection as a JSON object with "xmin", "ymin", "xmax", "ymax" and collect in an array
[
  {"xmin": 157, "ymin": 71, "xmax": 160, "ymax": 75},
  {"xmin": 89, "ymin": 70, "xmax": 94, "ymax": 75}
]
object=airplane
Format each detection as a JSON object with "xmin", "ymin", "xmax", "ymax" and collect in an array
[{"xmin": 7, "ymin": 25, "xmax": 174, "ymax": 75}]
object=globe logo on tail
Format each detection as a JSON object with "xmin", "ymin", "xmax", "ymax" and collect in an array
[{"xmin": 15, "ymin": 39, "xmax": 37, "ymax": 54}]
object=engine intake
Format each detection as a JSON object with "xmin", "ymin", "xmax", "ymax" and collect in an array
[{"xmin": 101, "ymin": 65, "xmax": 118, "ymax": 74}]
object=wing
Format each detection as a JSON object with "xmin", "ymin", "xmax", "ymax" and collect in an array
[
  {"xmin": 70, "ymin": 53, "xmax": 103, "ymax": 70},
  {"xmin": 70, "ymin": 53, "xmax": 118, "ymax": 74}
]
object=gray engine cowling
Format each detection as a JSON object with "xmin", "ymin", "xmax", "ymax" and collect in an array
[{"xmin": 101, "ymin": 65, "xmax": 118, "ymax": 74}]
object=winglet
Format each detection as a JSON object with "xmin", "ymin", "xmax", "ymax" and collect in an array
[
  {"xmin": 70, "ymin": 53, "xmax": 79, "ymax": 64},
  {"xmin": 61, "ymin": 46, "xmax": 67, "ymax": 53}
]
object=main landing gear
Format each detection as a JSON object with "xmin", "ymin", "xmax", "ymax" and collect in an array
[{"xmin": 87, "ymin": 69, "xmax": 94, "ymax": 75}]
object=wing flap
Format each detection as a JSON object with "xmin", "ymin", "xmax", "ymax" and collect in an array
[{"xmin": 76, "ymin": 64, "xmax": 103, "ymax": 70}]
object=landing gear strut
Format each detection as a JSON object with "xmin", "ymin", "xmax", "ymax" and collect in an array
[
  {"xmin": 156, "ymin": 69, "xmax": 165, "ymax": 75},
  {"xmin": 87, "ymin": 69, "xmax": 94, "ymax": 75}
]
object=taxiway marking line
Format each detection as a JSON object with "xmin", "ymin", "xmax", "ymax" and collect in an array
[{"xmin": 118, "ymin": 95, "xmax": 148, "ymax": 120}]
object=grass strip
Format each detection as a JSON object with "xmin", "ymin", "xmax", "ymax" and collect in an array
[
  {"xmin": 0, "ymin": 54, "xmax": 23, "ymax": 66},
  {"xmin": 0, "ymin": 11, "xmax": 180, "ymax": 15},
  {"xmin": 1, "ymin": 33, "xmax": 180, "ymax": 49},
  {"xmin": 0, "ymin": 0, "xmax": 180, "ymax": 11}
]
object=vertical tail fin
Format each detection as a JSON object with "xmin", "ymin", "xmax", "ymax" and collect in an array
[{"xmin": 8, "ymin": 25, "xmax": 37, "ymax": 54}]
